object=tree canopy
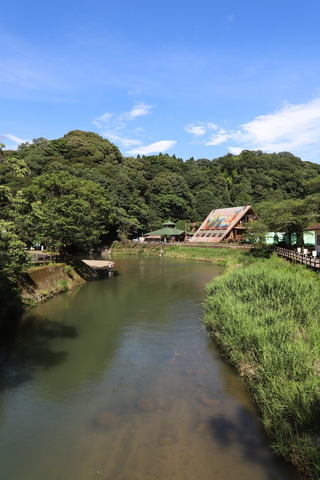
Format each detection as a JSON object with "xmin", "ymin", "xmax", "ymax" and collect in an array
[{"xmin": 1, "ymin": 129, "xmax": 320, "ymax": 257}]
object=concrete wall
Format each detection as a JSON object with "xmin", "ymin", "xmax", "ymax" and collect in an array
[{"xmin": 17, "ymin": 260, "xmax": 95, "ymax": 304}]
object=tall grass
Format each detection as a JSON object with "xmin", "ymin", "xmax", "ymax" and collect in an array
[{"xmin": 204, "ymin": 255, "xmax": 320, "ymax": 478}]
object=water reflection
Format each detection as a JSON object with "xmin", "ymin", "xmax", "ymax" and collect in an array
[{"xmin": 0, "ymin": 257, "xmax": 299, "ymax": 480}]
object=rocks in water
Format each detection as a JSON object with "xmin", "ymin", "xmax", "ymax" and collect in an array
[
  {"xmin": 137, "ymin": 395, "xmax": 174, "ymax": 412},
  {"xmin": 196, "ymin": 420, "xmax": 213, "ymax": 439},
  {"xmin": 157, "ymin": 396, "xmax": 174, "ymax": 410},
  {"xmin": 200, "ymin": 394, "xmax": 220, "ymax": 408},
  {"xmin": 137, "ymin": 397, "xmax": 157, "ymax": 412},
  {"xmin": 95, "ymin": 410, "xmax": 121, "ymax": 429},
  {"xmin": 196, "ymin": 421, "xmax": 211, "ymax": 433}
]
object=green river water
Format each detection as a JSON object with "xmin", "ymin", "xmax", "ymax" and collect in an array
[{"xmin": 0, "ymin": 256, "xmax": 298, "ymax": 480}]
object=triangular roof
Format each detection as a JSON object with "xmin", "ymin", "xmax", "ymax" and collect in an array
[{"xmin": 190, "ymin": 205, "xmax": 257, "ymax": 243}]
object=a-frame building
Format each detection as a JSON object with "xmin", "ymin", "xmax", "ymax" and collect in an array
[{"xmin": 190, "ymin": 205, "xmax": 258, "ymax": 243}]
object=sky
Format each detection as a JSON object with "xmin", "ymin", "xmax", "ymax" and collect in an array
[{"xmin": 2, "ymin": 0, "xmax": 320, "ymax": 162}]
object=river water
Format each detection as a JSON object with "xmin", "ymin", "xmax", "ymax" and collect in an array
[{"xmin": 0, "ymin": 256, "xmax": 298, "ymax": 480}]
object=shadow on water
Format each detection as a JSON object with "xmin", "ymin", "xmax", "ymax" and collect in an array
[
  {"xmin": 203, "ymin": 406, "xmax": 298, "ymax": 479},
  {"xmin": 0, "ymin": 315, "xmax": 77, "ymax": 391},
  {"xmin": 0, "ymin": 277, "xmax": 24, "ymax": 326}
]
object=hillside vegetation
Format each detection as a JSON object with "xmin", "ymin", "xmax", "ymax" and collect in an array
[{"xmin": 2, "ymin": 130, "xmax": 320, "ymax": 255}]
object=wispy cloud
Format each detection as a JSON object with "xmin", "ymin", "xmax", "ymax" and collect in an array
[
  {"xmin": 92, "ymin": 103, "xmax": 153, "ymax": 148},
  {"xmin": 92, "ymin": 113, "xmax": 113, "ymax": 127},
  {"xmin": 184, "ymin": 122, "xmax": 218, "ymax": 136},
  {"xmin": 127, "ymin": 140, "xmax": 177, "ymax": 155},
  {"xmin": 205, "ymin": 128, "xmax": 229, "ymax": 146},
  {"xmin": 186, "ymin": 98, "xmax": 320, "ymax": 161},
  {"xmin": 1, "ymin": 133, "xmax": 29, "ymax": 149},
  {"xmin": 126, "ymin": 103, "xmax": 152, "ymax": 118},
  {"xmin": 102, "ymin": 133, "xmax": 142, "ymax": 148}
]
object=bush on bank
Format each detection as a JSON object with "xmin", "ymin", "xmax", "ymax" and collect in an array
[{"xmin": 204, "ymin": 255, "xmax": 320, "ymax": 479}]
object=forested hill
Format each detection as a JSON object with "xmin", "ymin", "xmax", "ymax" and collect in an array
[{"xmin": 1, "ymin": 129, "xmax": 320, "ymax": 252}]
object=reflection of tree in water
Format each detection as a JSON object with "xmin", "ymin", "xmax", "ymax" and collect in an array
[{"xmin": 0, "ymin": 315, "xmax": 77, "ymax": 391}]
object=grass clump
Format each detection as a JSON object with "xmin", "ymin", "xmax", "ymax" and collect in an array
[{"xmin": 204, "ymin": 255, "xmax": 320, "ymax": 478}]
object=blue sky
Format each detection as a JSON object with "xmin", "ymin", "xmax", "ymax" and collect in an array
[{"xmin": 2, "ymin": 0, "xmax": 320, "ymax": 162}]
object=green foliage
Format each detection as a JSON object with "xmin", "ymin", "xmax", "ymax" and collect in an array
[
  {"xmin": 253, "ymin": 198, "xmax": 318, "ymax": 246},
  {"xmin": 204, "ymin": 256, "xmax": 320, "ymax": 478},
  {"xmin": 22, "ymin": 171, "xmax": 114, "ymax": 251},
  {"xmin": 55, "ymin": 279, "xmax": 69, "ymax": 292},
  {"xmin": 0, "ymin": 220, "xmax": 31, "ymax": 278},
  {"xmin": 2, "ymin": 128, "xmax": 320, "ymax": 263},
  {"xmin": 0, "ymin": 220, "xmax": 31, "ymax": 322}
]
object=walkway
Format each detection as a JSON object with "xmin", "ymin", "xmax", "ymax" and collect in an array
[{"xmin": 274, "ymin": 247, "xmax": 320, "ymax": 269}]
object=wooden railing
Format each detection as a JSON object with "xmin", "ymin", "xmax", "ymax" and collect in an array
[{"xmin": 274, "ymin": 247, "xmax": 320, "ymax": 269}]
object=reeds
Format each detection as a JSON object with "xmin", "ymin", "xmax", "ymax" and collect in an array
[{"xmin": 204, "ymin": 255, "xmax": 320, "ymax": 478}]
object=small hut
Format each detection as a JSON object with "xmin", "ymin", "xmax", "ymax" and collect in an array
[{"xmin": 144, "ymin": 220, "xmax": 185, "ymax": 243}]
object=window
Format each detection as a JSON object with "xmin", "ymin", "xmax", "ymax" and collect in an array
[{"xmin": 317, "ymin": 235, "xmax": 320, "ymax": 246}]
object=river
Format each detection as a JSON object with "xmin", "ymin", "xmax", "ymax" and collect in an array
[{"xmin": 0, "ymin": 256, "xmax": 298, "ymax": 480}]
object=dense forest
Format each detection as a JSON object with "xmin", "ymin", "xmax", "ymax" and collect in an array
[{"xmin": 2, "ymin": 129, "xmax": 320, "ymax": 259}]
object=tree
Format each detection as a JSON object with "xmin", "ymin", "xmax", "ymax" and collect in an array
[
  {"xmin": 0, "ymin": 220, "xmax": 31, "ymax": 278},
  {"xmin": 255, "ymin": 199, "xmax": 311, "ymax": 247},
  {"xmin": 23, "ymin": 172, "xmax": 114, "ymax": 252}
]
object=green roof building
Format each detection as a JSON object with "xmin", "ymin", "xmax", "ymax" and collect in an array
[{"xmin": 144, "ymin": 221, "xmax": 185, "ymax": 242}]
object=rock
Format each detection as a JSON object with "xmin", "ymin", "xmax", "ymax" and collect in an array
[
  {"xmin": 200, "ymin": 395, "xmax": 220, "ymax": 408},
  {"xmin": 137, "ymin": 397, "xmax": 157, "ymax": 412},
  {"xmin": 95, "ymin": 410, "xmax": 121, "ymax": 429},
  {"xmin": 196, "ymin": 421, "xmax": 211, "ymax": 433}
]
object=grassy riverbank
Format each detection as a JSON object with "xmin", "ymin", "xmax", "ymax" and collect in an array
[
  {"xmin": 111, "ymin": 242, "xmax": 255, "ymax": 267},
  {"xmin": 112, "ymin": 242, "xmax": 320, "ymax": 477},
  {"xmin": 204, "ymin": 255, "xmax": 320, "ymax": 479}
]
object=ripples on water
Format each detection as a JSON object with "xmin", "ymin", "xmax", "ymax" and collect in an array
[{"xmin": 0, "ymin": 257, "xmax": 299, "ymax": 480}]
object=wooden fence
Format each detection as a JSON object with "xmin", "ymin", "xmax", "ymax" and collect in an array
[{"xmin": 274, "ymin": 247, "xmax": 320, "ymax": 269}]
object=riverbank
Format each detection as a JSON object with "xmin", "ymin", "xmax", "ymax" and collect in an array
[
  {"xmin": 17, "ymin": 259, "xmax": 95, "ymax": 307},
  {"xmin": 111, "ymin": 242, "xmax": 255, "ymax": 268},
  {"xmin": 204, "ymin": 255, "xmax": 320, "ymax": 479},
  {"xmin": 112, "ymin": 242, "xmax": 320, "ymax": 478}
]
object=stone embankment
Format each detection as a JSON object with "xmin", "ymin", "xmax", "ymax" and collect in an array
[{"xmin": 17, "ymin": 259, "xmax": 95, "ymax": 306}]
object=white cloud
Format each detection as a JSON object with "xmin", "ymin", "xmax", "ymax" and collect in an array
[
  {"xmin": 201, "ymin": 98, "xmax": 320, "ymax": 161},
  {"xmin": 126, "ymin": 140, "xmax": 176, "ymax": 155},
  {"xmin": 103, "ymin": 132, "xmax": 142, "ymax": 148},
  {"xmin": 205, "ymin": 128, "xmax": 230, "ymax": 146},
  {"xmin": 185, "ymin": 124, "xmax": 206, "ymax": 136},
  {"xmin": 227, "ymin": 146, "xmax": 242, "ymax": 155},
  {"xmin": 92, "ymin": 112, "xmax": 113, "ymax": 127},
  {"xmin": 1, "ymin": 133, "xmax": 28, "ymax": 148},
  {"xmin": 92, "ymin": 103, "xmax": 152, "ymax": 148},
  {"xmin": 239, "ymin": 99, "xmax": 320, "ymax": 153},
  {"xmin": 127, "ymin": 103, "xmax": 152, "ymax": 118},
  {"xmin": 185, "ymin": 122, "xmax": 218, "ymax": 136}
]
